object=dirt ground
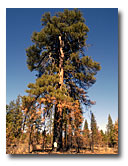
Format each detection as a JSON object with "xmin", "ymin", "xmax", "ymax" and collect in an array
[
  {"xmin": 31, "ymin": 148, "xmax": 118, "ymax": 154},
  {"xmin": 7, "ymin": 144, "xmax": 118, "ymax": 154}
]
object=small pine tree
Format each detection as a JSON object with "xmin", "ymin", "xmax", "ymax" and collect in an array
[
  {"xmin": 100, "ymin": 130, "xmax": 106, "ymax": 147},
  {"xmin": 113, "ymin": 119, "xmax": 118, "ymax": 149},
  {"xmin": 107, "ymin": 114, "xmax": 114, "ymax": 147},
  {"xmin": 90, "ymin": 112, "xmax": 98, "ymax": 152},
  {"xmin": 83, "ymin": 119, "xmax": 90, "ymax": 148},
  {"xmin": 6, "ymin": 95, "xmax": 23, "ymax": 148}
]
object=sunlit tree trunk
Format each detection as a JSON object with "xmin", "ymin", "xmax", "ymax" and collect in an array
[
  {"xmin": 53, "ymin": 36, "xmax": 64, "ymax": 151},
  {"xmin": 64, "ymin": 114, "xmax": 67, "ymax": 150}
]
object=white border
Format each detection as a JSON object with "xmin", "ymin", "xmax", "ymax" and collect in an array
[{"xmin": 0, "ymin": 0, "xmax": 128, "ymax": 165}]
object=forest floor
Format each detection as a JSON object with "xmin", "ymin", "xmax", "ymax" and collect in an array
[
  {"xmin": 30, "ymin": 147, "xmax": 118, "ymax": 155},
  {"xmin": 7, "ymin": 145, "xmax": 118, "ymax": 154}
]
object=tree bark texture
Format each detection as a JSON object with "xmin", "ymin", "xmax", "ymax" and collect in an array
[{"xmin": 53, "ymin": 36, "xmax": 64, "ymax": 151}]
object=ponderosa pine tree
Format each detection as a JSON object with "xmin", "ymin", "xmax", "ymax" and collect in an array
[
  {"xmin": 100, "ymin": 130, "xmax": 107, "ymax": 147},
  {"xmin": 23, "ymin": 9, "xmax": 101, "ymax": 151},
  {"xmin": 22, "ymin": 95, "xmax": 43, "ymax": 152},
  {"xmin": 113, "ymin": 119, "xmax": 118, "ymax": 149},
  {"xmin": 83, "ymin": 119, "xmax": 90, "ymax": 148},
  {"xmin": 6, "ymin": 95, "xmax": 23, "ymax": 147},
  {"xmin": 107, "ymin": 114, "xmax": 114, "ymax": 147},
  {"xmin": 90, "ymin": 112, "xmax": 98, "ymax": 152}
]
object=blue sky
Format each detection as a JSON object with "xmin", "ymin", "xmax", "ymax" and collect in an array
[{"xmin": 6, "ymin": 8, "xmax": 118, "ymax": 131}]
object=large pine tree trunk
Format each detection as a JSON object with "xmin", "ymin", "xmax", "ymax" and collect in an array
[
  {"xmin": 53, "ymin": 104, "xmax": 63, "ymax": 151},
  {"xmin": 64, "ymin": 117, "xmax": 67, "ymax": 150},
  {"xmin": 53, "ymin": 36, "xmax": 64, "ymax": 151}
]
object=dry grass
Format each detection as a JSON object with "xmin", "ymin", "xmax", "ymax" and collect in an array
[{"xmin": 6, "ymin": 144, "xmax": 118, "ymax": 154}]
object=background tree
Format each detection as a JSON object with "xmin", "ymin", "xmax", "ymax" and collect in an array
[
  {"xmin": 6, "ymin": 95, "xmax": 23, "ymax": 148},
  {"xmin": 107, "ymin": 114, "xmax": 114, "ymax": 147},
  {"xmin": 21, "ymin": 95, "xmax": 43, "ymax": 152},
  {"xmin": 100, "ymin": 129, "xmax": 107, "ymax": 147},
  {"xmin": 90, "ymin": 112, "xmax": 98, "ymax": 152},
  {"xmin": 83, "ymin": 119, "xmax": 90, "ymax": 148},
  {"xmin": 113, "ymin": 119, "xmax": 118, "ymax": 149}
]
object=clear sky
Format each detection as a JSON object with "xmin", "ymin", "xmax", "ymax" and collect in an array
[{"xmin": 6, "ymin": 8, "xmax": 118, "ymax": 132}]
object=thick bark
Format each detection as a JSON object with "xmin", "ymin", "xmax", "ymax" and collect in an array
[
  {"xmin": 42, "ymin": 129, "xmax": 46, "ymax": 151},
  {"xmin": 53, "ymin": 36, "xmax": 64, "ymax": 151},
  {"xmin": 64, "ymin": 118, "xmax": 67, "ymax": 150},
  {"xmin": 53, "ymin": 105, "xmax": 63, "ymax": 151},
  {"xmin": 53, "ymin": 105, "xmax": 59, "ymax": 146},
  {"xmin": 58, "ymin": 110, "xmax": 63, "ymax": 150},
  {"xmin": 59, "ymin": 35, "xmax": 64, "ymax": 88}
]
